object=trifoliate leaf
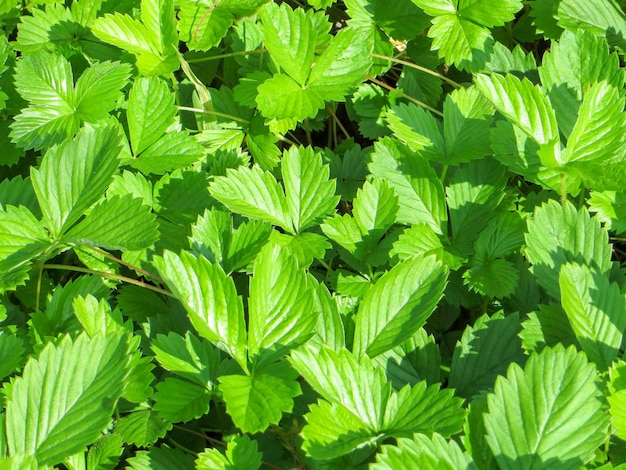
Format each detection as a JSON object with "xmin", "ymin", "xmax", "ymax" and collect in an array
[
  {"xmin": 525, "ymin": 200, "xmax": 612, "ymax": 299},
  {"xmin": 5, "ymin": 333, "xmax": 134, "ymax": 466},
  {"xmin": 152, "ymin": 250, "xmax": 247, "ymax": 368},
  {"xmin": 282, "ymin": 146, "xmax": 339, "ymax": 233},
  {"xmin": 485, "ymin": 345, "xmax": 610, "ymax": 470},
  {"xmin": 369, "ymin": 137, "xmax": 447, "ymax": 234},
  {"xmin": 15, "ymin": 4, "xmax": 85, "ymax": 54},
  {"xmin": 196, "ymin": 434, "xmax": 262, "ymax": 470},
  {"xmin": 559, "ymin": 263, "xmax": 625, "ymax": 371},
  {"xmin": 414, "ymin": 0, "xmax": 522, "ymax": 70},
  {"xmin": 248, "ymin": 243, "xmax": 318, "ymax": 364},
  {"xmin": 353, "ymin": 255, "xmax": 448, "ymax": 358},
  {"xmin": 115, "ymin": 410, "xmax": 171, "ymax": 447},
  {"xmin": 372, "ymin": 433, "xmax": 477, "ymax": 470},
  {"xmin": 448, "ymin": 312, "xmax": 525, "ymax": 399},
  {"xmin": 30, "ymin": 125, "xmax": 123, "ymax": 238},
  {"xmin": 539, "ymin": 30, "xmax": 623, "ymax": 138},
  {"xmin": 153, "ymin": 377, "xmax": 211, "ymax": 423},
  {"xmin": 65, "ymin": 195, "xmax": 158, "ymax": 251},
  {"xmin": 219, "ymin": 361, "xmax": 301, "ymax": 434}
]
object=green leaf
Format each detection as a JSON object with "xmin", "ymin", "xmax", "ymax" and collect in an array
[
  {"xmin": 372, "ymin": 433, "xmax": 477, "ymax": 470},
  {"xmin": 475, "ymin": 73, "xmax": 559, "ymax": 153},
  {"xmin": 219, "ymin": 361, "xmax": 301, "ymax": 434},
  {"xmin": 92, "ymin": 0, "xmax": 178, "ymax": 76},
  {"xmin": 559, "ymin": 263, "xmax": 625, "ymax": 370},
  {"xmin": 353, "ymin": 179, "xmax": 399, "ymax": 239},
  {"xmin": 72, "ymin": 295, "xmax": 129, "ymax": 338},
  {"xmin": 10, "ymin": 51, "xmax": 78, "ymax": 150},
  {"xmin": 308, "ymin": 27, "xmax": 372, "ymax": 100},
  {"xmin": 282, "ymin": 146, "xmax": 339, "ymax": 233},
  {"xmin": 74, "ymin": 61, "xmax": 132, "ymax": 122},
  {"xmin": 260, "ymin": 3, "xmax": 316, "ymax": 85},
  {"xmin": 152, "ymin": 250, "xmax": 247, "ymax": 368},
  {"xmin": 464, "ymin": 258, "xmax": 519, "ymax": 298},
  {"xmin": 127, "ymin": 446, "xmax": 194, "ymax": 470},
  {"xmin": 127, "ymin": 76, "xmax": 177, "ymax": 155},
  {"xmin": 538, "ymin": 30, "xmax": 623, "ymax": 138},
  {"xmin": 525, "ymin": 200, "xmax": 612, "ymax": 299},
  {"xmin": 0, "ymin": 205, "xmax": 50, "ymax": 290},
  {"xmin": 196, "ymin": 435, "xmax": 262, "ymax": 470},
  {"xmin": 386, "ymin": 102, "xmax": 444, "ymax": 161},
  {"xmin": 151, "ymin": 331, "xmax": 220, "ymax": 387},
  {"xmin": 589, "ymin": 190, "xmax": 626, "ymax": 234},
  {"xmin": 153, "ymin": 377, "xmax": 210, "ymax": 423},
  {"xmin": 87, "ymin": 434, "xmax": 124, "ymax": 470},
  {"xmin": 383, "ymin": 381, "xmax": 466, "ymax": 437},
  {"xmin": 5, "ymin": 333, "xmax": 134, "ymax": 466},
  {"xmin": 290, "ymin": 345, "xmax": 391, "ymax": 430},
  {"xmin": 298, "ymin": 400, "xmax": 377, "ymax": 460},
  {"xmin": 557, "ymin": 0, "xmax": 626, "ymax": 52},
  {"xmin": 210, "ymin": 166, "xmax": 290, "ymax": 231},
  {"xmin": 248, "ymin": 243, "xmax": 318, "ymax": 363},
  {"xmin": 0, "ymin": 333, "xmax": 25, "ymax": 381},
  {"xmin": 448, "ymin": 312, "xmax": 525, "ymax": 399},
  {"xmin": 256, "ymin": 73, "xmax": 324, "ymax": 125},
  {"xmin": 353, "ymin": 255, "xmax": 448, "ymax": 358},
  {"xmin": 561, "ymin": 81, "xmax": 626, "ymax": 190},
  {"xmin": 443, "ymin": 86, "xmax": 494, "ymax": 164},
  {"xmin": 484, "ymin": 345, "xmax": 610, "ymax": 470},
  {"xmin": 30, "ymin": 125, "xmax": 123, "ymax": 238},
  {"xmin": 130, "ymin": 131, "xmax": 206, "ymax": 175},
  {"xmin": 369, "ymin": 137, "xmax": 447, "ymax": 234},
  {"xmin": 446, "ymin": 159, "xmax": 507, "ymax": 254},
  {"xmin": 115, "ymin": 410, "xmax": 171, "ymax": 447},
  {"xmin": 608, "ymin": 360, "xmax": 626, "ymax": 441},
  {"xmin": 65, "ymin": 195, "xmax": 158, "ymax": 251}
]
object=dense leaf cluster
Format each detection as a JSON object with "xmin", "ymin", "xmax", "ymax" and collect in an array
[{"xmin": 2, "ymin": 0, "xmax": 626, "ymax": 468}]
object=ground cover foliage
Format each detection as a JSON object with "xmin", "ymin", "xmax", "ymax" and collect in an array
[{"xmin": 3, "ymin": 0, "xmax": 626, "ymax": 468}]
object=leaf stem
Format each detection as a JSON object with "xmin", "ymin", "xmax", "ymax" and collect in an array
[
  {"xmin": 364, "ymin": 74, "xmax": 444, "ymax": 117},
  {"xmin": 36, "ymin": 262, "xmax": 44, "ymax": 312},
  {"xmin": 42, "ymin": 264, "xmax": 174, "ymax": 297},
  {"xmin": 86, "ymin": 247, "xmax": 167, "ymax": 285},
  {"xmin": 370, "ymin": 52, "xmax": 462, "ymax": 89},
  {"xmin": 325, "ymin": 103, "xmax": 350, "ymax": 140},
  {"xmin": 186, "ymin": 48, "xmax": 266, "ymax": 64},
  {"xmin": 178, "ymin": 106, "xmax": 250, "ymax": 124}
]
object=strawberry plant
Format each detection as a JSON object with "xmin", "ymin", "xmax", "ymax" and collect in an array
[{"xmin": 3, "ymin": 0, "xmax": 626, "ymax": 468}]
